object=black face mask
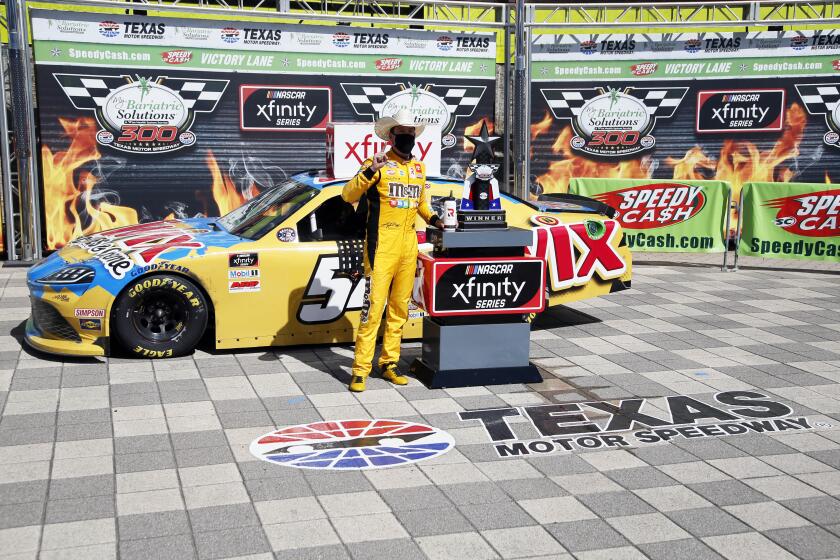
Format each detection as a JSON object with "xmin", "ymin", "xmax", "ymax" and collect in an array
[{"xmin": 393, "ymin": 133, "xmax": 415, "ymax": 156}]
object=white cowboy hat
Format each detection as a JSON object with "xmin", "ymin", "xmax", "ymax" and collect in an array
[{"xmin": 373, "ymin": 109, "xmax": 425, "ymax": 140}]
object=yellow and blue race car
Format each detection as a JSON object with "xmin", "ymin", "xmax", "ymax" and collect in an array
[{"xmin": 26, "ymin": 171, "xmax": 632, "ymax": 358}]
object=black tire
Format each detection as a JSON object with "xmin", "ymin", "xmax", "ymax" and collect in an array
[{"xmin": 112, "ymin": 274, "xmax": 208, "ymax": 359}]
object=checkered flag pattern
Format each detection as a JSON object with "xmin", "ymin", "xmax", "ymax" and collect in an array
[
  {"xmin": 341, "ymin": 83, "xmax": 486, "ymax": 127},
  {"xmin": 540, "ymin": 88, "xmax": 599, "ymax": 119},
  {"xmin": 53, "ymin": 74, "xmax": 128, "ymax": 110},
  {"xmin": 341, "ymin": 83, "xmax": 405, "ymax": 117},
  {"xmin": 628, "ymin": 87, "xmax": 689, "ymax": 118},
  {"xmin": 161, "ymin": 78, "xmax": 229, "ymax": 112},
  {"xmin": 795, "ymin": 83, "xmax": 840, "ymax": 115}
]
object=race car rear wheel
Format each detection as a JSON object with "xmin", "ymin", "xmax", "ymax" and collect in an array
[{"xmin": 112, "ymin": 274, "xmax": 208, "ymax": 358}]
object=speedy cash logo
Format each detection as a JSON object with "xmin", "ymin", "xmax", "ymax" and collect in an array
[
  {"xmin": 631, "ymin": 62, "xmax": 657, "ymax": 76},
  {"xmin": 594, "ymin": 184, "xmax": 706, "ymax": 229},
  {"xmin": 375, "ymin": 58, "xmax": 402, "ymax": 72},
  {"xmin": 220, "ymin": 27, "xmax": 241, "ymax": 43},
  {"xmin": 765, "ymin": 188, "xmax": 840, "ymax": 237},
  {"xmin": 98, "ymin": 21, "xmax": 120, "ymax": 38},
  {"xmin": 161, "ymin": 50, "xmax": 192, "ymax": 65}
]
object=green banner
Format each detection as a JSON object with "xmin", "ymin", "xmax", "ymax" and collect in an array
[
  {"xmin": 738, "ymin": 182, "xmax": 840, "ymax": 261},
  {"xmin": 569, "ymin": 178, "xmax": 730, "ymax": 253}
]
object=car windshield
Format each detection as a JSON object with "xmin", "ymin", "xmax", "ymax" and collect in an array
[{"xmin": 217, "ymin": 179, "xmax": 317, "ymax": 239}]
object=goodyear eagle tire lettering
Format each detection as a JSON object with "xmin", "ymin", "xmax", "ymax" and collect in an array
[{"xmin": 113, "ymin": 274, "xmax": 208, "ymax": 359}]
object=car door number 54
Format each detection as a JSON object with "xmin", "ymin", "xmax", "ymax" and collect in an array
[{"xmin": 297, "ymin": 255, "xmax": 365, "ymax": 324}]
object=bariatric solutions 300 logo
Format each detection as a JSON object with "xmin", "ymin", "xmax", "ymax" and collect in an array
[
  {"xmin": 53, "ymin": 73, "xmax": 229, "ymax": 154},
  {"xmin": 540, "ymin": 86, "xmax": 687, "ymax": 157}
]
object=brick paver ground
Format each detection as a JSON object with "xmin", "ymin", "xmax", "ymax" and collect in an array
[{"xmin": 1, "ymin": 257, "xmax": 839, "ymax": 560}]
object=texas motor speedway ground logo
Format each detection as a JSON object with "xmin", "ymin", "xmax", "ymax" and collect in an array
[
  {"xmin": 540, "ymin": 86, "xmax": 687, "ymax": 157},
  {"xmin": 250, "ymin": 419, "xmax": 454, "ymax": 470},
  {"xmin": 54, "ymin": 73, "xmax": 228, "ymax": 153}
]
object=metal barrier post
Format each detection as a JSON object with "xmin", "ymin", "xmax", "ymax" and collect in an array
[
  {"xmin": 513, "ymin": 0, "xmax": 528, "ymax": 200},
  {"xmin": 502, "ymin": 3, "xmax": 511, "ymax": 192},
  {"xmin": 6, "ymin": 0, "xmax": 41, "ymax": 261},
  {"xmin": 0, "ymin": 46, "xmax": 18, "ymax": 261},
  {"xmin": 722, "ymin": 188, "xmax": 732, "ymax": 271},
  {"xmin": 733, "ymin": 188, "xmax": 744, "ymax": 272}
]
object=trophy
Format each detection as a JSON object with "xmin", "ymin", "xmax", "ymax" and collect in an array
[{"xmin": 458, "ymin": 121, "xmax": 507, "ymax": 229}]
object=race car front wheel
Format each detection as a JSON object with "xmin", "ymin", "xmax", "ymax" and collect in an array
[{"xmin": 112, "ymin": 274, "xmax": 208, "ymax": 359}]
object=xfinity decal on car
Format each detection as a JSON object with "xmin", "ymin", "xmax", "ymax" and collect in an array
[{"xmin": 229, "ymin": 253, "xmax": 259, "ymax": 268}]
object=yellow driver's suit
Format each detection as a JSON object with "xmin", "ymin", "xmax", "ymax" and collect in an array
[{"xmin": 342, "ymin": 150, "xmax": 438, "ymax": 378}]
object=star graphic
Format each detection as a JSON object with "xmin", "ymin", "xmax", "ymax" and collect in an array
[
  {"xmin": 540, "ymin": 67, "xmax": 548, "ymax": 76},
  {"xmin": 50, "ymin": 48, "xmax": 61, "ymax": 56},
  {"xmin": 738, "ymin": 63, "xmax": 748, "ymax": 72},
  {"xmin": 282, "ymin": 58, "xmax": 289, "ymax": 67},
  {"xmin": 479, "ymin": 63, "xmax": 487, "ymax": 72}
]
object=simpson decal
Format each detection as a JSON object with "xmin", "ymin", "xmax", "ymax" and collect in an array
[
  {"xmin": 250, "ymin": 419, "xmax": 454, "ymax": 470},
  {"xmin": 53, "ymin": 73, "xmax": 228, "ymax": 154},
  {"xmin": 540, "ymin": 86, "xmax": 687, "ymax": 157}
]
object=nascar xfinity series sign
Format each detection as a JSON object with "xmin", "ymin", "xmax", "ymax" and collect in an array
[
  {"xmin": 738, "ymin": 181, "xmax": 840, "ymax": 262},
  {"xmin": 529, "ymin": 29, "xmax": 840, "ymax": 237},
  {"xmin": 31, "ymin": 10, "xmax": 495, "ymax": 250},
  {"xmin": 569, "ymin": 178, "xmax": 730, "ymax": 253}
]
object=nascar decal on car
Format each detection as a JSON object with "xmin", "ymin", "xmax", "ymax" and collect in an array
[
  {"xmin": 765, "ymin": 188, "xmax": 840, "ymax": 237},
  {"xmin": 70, "ymin": 221, "xmax": 207, "ymax": 279},
  {"xmin": 795, "ymin": 83, "xmax": 840, "ymax": 148},
  {"xmin": 239, "ymin": 85, "xmax": 332, "ymax": 132},
  {"xmin": 53, "ymin": 73, "xmax": 228, "ymax": 153},
  {"xmin": 458, "ymin": 391, "xmax": 820, "ymax": 458},
  {"xmin": 593, "ymin": 183, "xmax": 706, "ymax": 229},
  {"xmin": 250, "ymin": 419, "xmax": 455, "ymax": 470},
  {"xmin": 540, "ymin": 85, "xmax": 688, "ymax": 157},
  {"xmin": 341, "ymin": 82, "xmax": 486, "ymax": 148},
  {"xmin": 297, "ymin": 254, "xmax": 365, "ymax": 324},
  {"xmin": 696, "ymin": 89, "xmax": 785, "ymax": 133},
  {"xmin": 527, "ymin": 219, "xmax": 627, "ymax": 291}
]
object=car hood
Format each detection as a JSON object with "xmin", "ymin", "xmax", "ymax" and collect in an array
[{"xmin": 28, "ymin": 218, "xmax": 245, "ymax": 295}]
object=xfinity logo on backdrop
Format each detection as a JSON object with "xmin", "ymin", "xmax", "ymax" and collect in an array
[
  {"xmin": 696, "ymin": 90, "xmax": 785, "ymax": 133},
  {"xmin": 458, "ymin": 391, "xmax": 823, "ymax": 457},
  {"xmin": 240, "ymin": 86, "xmax": 331, "ymax": 132}
]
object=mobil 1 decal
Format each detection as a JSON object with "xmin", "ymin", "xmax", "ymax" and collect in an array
[
  {"xmin": 696, "ymin": 89, "xmax": 785, "ymax": 133},
  {"xmin": 539, "ymin": 85, "xmax": 688, "ymax": 156},
  {"xmin": 239, "ymin": 85, "xmax": 331, "ymax": 131},
  {"xmin": 459, "ymin": 391, "xmax": 829, "ymax": 458},
  {"xmin": 54, "ymin": 73, "xmax": 228, "ymax": 153},
  {"xmin": 250, "ymin": 419, "xmax": 454, "ymax": 470}
]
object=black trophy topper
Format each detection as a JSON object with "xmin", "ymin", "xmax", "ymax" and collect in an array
[{"xmin": 459, "ymin": 121, "xmax": 507, "ymax": 228}]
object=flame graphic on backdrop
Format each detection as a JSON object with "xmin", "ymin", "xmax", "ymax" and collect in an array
[
  {"xmin": 43, "ymin": 118, "xmax": 258, "ymax": 249},
  {"xmin": 42, "ymin": 117, "xmax": 138, "ymax": 250},
  {"xmin": 532, "ymin": 103, "xmax": 809, "ymax": 202}
]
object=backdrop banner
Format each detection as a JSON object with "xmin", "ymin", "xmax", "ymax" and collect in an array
[
  {"xmin": 530, "ymin": 30, "xmax": 840, "ymax": 234},
  {"xmin": 738, "ymin": 181, "xmax": 839, "ymax": 262},
  {"xmin": 569, "ymin": 178, "xmax": 730, "ymax": 253},
  {"xmin": 31, "ymin": 9, "xmax": 496, "ymax": 250}
]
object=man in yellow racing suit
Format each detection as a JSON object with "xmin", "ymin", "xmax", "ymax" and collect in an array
[{"xmin": 341, "ymin": 110, "xmax": 442, "ymax": 392}]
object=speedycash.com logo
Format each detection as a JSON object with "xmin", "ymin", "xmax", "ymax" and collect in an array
[{"xmin": 459, "ymin": 391, "xmax": 826, "ymax": 458}]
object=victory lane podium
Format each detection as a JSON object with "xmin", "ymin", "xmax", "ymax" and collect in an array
[{"xmin": 409, "ymin": 227, "xmax": 545, "ymax": 389}]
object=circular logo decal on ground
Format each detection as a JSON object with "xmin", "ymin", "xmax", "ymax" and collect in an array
[{"xmin": 250, "ymin": 419, "xmax": 455, "ymax": 470}]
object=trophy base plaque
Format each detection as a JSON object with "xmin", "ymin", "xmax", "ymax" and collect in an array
[{"xmin": 457, "ymin": 209, "xmax": 507, "ymax": 230}]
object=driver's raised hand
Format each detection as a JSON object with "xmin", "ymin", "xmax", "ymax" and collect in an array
[{"xmin": 370, "ymin": 150, "xmax": 389, "ymax": 172}]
